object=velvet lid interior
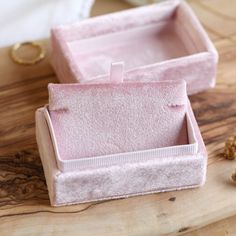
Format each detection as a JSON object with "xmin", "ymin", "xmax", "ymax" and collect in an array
[
  {"xmin": 65, "ymin": 1, "xmax": 208, "ymax": 82},
  {"xmin": 48, "ymin": 80, "xmax": 189, "ymax": 162}
]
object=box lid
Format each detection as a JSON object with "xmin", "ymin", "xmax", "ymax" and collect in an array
[{"xmin": 51, "ymin": 0, "xmax": 218, "ymax": 94}]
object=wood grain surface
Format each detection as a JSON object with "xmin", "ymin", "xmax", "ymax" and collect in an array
[{"xmin": 0, "ymin": 0, "xmax": 236, "ymax": 235}]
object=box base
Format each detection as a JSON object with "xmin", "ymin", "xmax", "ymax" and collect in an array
[{"xmin": 36, "ymin": 102, "xmax": 207, "ymax": 206}]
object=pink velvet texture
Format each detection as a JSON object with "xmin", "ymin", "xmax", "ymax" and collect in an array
[
  {"xmin": 36, "ymin": 80, "xmax": 207, "ymax": 206},
  {"xmin": 51, "ymin": 0, "xmax": 218, "ymax": 94},
  {"xmin": 48, "ymin": 80, "xmax": 188, "ymax": 161}
]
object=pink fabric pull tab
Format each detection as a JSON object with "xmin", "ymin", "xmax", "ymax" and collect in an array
[{"xmin": 110, "ymin": 62, "xmax": 124, "ymax": 83}]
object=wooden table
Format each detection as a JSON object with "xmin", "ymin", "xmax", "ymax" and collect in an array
[{"xmin": 0, "ymin": 0, "xmax": 236, "ymax": 235}]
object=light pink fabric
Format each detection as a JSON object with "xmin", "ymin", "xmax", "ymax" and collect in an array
[
  {"xmin": 36, "ymin": 0, "xmax": 212, "ymax": 206},
  {"xmin": 51, "ymin": 0, "xmax": 218, "ymax": 94},
  {"xmin": 110, "ymin": 62, "xmax": 124, "ymax": 83},
  {"xmin": 36, "ymin": 100, "xmax": 207, "ymax": 206},
  {"xmin": 48, "ymin": 80, "xmax": 188, "ymax": 162}
]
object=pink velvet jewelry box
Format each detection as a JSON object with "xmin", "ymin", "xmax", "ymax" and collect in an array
[
  {"xmin": 36, "ymin": 77, "xmax": 207, "ymax": 206},
  {"xmin": 51, "ymin": 0, "xmax": 218, "ymax": 95}
]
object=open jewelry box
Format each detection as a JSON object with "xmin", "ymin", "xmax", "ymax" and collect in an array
[
  {"xmin": 51, "ymin": 0, "xmax": 218, "ymax": 94},
  {"xmin": 36, "ymin": 73, "xmax": 207, "ymax": 206}
]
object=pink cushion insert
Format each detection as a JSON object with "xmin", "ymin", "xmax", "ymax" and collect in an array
[{"xmin": 48, "ymin": 80, "xmax": 188, "ymax": 160}]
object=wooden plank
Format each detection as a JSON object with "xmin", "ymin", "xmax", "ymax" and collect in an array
[
  {"xmin": 1, "ymin": 0, "xmax": 236, "ymax": 236},
  {"xmin": 183, "ymin": 214, "xmax": 236, "ymax": 236},
  {"xmin": 0, "ymin": 40, "xmax": 53, "ymax": 86}
]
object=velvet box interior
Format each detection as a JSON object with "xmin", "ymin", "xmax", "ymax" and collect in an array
[
  {"xmin": 51, "ymin": 0, "xmax": 218, "ymax": 94},
  {"xmin": 36, "ymin": 79, "xmax": 207, "ymax": 206}
]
